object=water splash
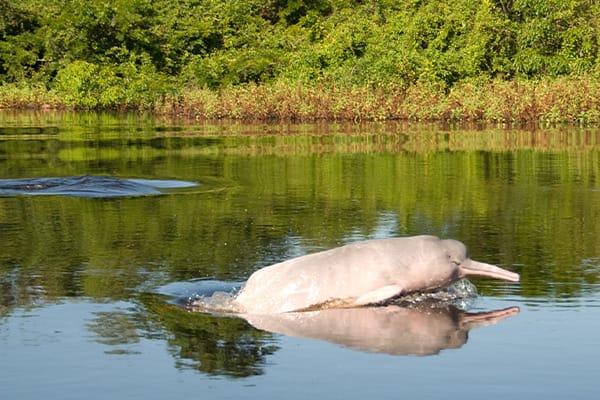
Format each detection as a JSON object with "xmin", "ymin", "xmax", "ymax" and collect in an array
[
  {"xmin": 186, "ymin": 290, "xmax": 244, "ymax": 314},
  {"xmin": 166, "ymin": 280, "xmax": 244, "ymax": 314},
  {"xmin": 390, "ymin": 279, "xmax": 478, "ymax": 309}
]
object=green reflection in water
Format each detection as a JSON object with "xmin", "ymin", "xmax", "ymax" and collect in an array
[
  {"xmin": 1, "ymin": 112, "xmax": 600, "ymax": 317},
  {"xmin": 82, "ymin": 295, "xmax": 277, "ymax": 377},
  {"xmin": 142, "ymin": 294, "xmax": 278, "ymax": 377}
]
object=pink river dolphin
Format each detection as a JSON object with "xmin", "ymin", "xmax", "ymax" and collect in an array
[{"xmin": 233, "ymin": 235, "xmax": 520, "ymax": 314}]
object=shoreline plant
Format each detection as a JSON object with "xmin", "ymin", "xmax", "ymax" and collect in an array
[
  {"xmin": 3, "ymin": 77, "xmax": 600, "ymax": 124},
  {"xmin": 1, "ymin": 0, "xmax": 600, "ymax": 123}
]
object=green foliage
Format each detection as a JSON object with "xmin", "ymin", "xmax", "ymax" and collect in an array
[
  {"xmin": 1, "ymin": 0, "xmax": 600, "ymax": 108},
  {"xmin": 511, "ymin": 0, "xmax": 599, "ymax": 76},
  {"xmin": 0, "ymin": 0, "xmax": 45, "ymax": 82},
  {"xmin": 54, "ymin": 56, "xmax": 174, "ymax": 109},
  {"xmin": 53, "ymin": 61, "xmax": 100, "ymax": 107}
]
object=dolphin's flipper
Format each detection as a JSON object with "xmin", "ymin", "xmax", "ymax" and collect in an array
[{"xmin": 353, "ymin": 285, "xmax": 404, "ymax": 306}]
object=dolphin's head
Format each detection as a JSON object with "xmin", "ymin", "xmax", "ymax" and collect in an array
[{"xmin": 442, "ymin": 239, "xmax": 520, "ymax": 282}]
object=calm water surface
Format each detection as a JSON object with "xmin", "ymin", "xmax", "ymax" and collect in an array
[{"xmin": 1, "ymin": 111, "xmax": 599, "ymax": 399}]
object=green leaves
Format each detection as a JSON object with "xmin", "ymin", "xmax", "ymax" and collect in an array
[
  {"xmin": 2, "ymin": 0, "xmax": 600, "ymax": 108},
  {"xmin": 53, "ymin": 61, "xmax": 99, "ymax": 107},
  {"xmin": 512, "ymin": 0, "xmax": 599, "ymax": 76},
  {"xmin": 54, "ymin": 56, "xmax": 173, "ymax": 109}
]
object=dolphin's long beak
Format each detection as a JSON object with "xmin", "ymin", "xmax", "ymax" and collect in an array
[{"xmin": 460, "ymin": 259, "xmax": 520, "ymax": 282}]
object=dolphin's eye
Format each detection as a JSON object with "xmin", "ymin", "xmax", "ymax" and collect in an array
[{"xmin": 447, "ymin": 254, "xmax": 460, "ymax": 265}]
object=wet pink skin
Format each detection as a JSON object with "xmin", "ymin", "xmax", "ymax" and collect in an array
[{"xmin": 233, "ymin": 235, "xmax": 519, "ymax": 314}]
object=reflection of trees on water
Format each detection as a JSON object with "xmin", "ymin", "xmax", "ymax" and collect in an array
[
  {"xmin": 87, "ymin": 308, "xmax": 143, "ymax": 355},
  {"xmin": 150, "ymin": 302, "xmax": 278, "ymax": 378},
  {"xmin": 1, "ymin": 127, "xmax": 600, "ymax": 317},
  {"xmin": 168, "ymin": 315, "xmax": 278, "ymax": 377},
  {"xmin": 86, "ymin": 294, "xmax": 277, "ymax": 378}
]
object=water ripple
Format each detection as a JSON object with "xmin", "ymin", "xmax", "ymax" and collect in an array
[{"xmin": 0, "ymin": 175, "xmax": 198, "ymax": 198}]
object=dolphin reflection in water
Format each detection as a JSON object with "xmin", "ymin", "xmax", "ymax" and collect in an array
[
  {"xmin": 185, "ymin": 282, "xmax": 520, "ymax": 356},
  {"xmin": 241, "ymin": 304, "xmax": 520, "ymax": 356}
]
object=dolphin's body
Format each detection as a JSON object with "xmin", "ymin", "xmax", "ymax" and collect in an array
[{"xmin": 233, "ymin": 235, "xmax": 519, "ymax": 314}]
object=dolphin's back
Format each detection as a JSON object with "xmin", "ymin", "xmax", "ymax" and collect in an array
[{"xmin": 234, "ymin": 236, "xmax": 440, "ymax": 313}]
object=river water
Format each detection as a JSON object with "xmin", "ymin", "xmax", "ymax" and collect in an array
[{"xmin": 1, "ymin": 111, "xmax": 599, "ymax": 399}]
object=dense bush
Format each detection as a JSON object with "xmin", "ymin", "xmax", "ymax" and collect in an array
[{"xmin": 1, "ymin": 0, "xmax": 599, "ymax": 114}]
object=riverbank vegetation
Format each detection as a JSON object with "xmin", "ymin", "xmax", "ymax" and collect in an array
[{"xmin": 1, "ymin": 0, "xmax": 600, "ymax": 122}]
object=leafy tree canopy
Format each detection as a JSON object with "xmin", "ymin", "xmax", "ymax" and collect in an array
[{"xmin": 1, "ymin": 0, "xmax": 598, "ymax": 106}]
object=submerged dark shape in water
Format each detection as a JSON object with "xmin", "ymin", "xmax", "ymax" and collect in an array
[
  {"xmin": 233, "ymin": 235, "xmax": 520, "ymax": 314},
  {"xmin": 0, "ymin": 175, "xmax": 198, "ymax": 198},
  {"xmin": 242, "ymin": 304, "xmax": 520, "ymax": 356}
]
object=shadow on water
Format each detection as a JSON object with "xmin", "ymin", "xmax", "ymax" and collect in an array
[{"xmin": 0, "ymin": 176, "xmax": 198, "ymax": 198}]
